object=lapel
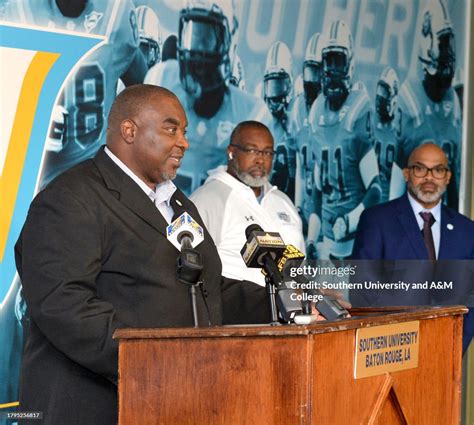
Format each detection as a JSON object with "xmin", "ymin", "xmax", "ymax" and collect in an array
[
  {"xmin": 169, "ymin": 189, "xmax": 189, "ymax": 220},
  {"xmin": 169, "ymin": 188, "xmax": 206, "ymax": 229},
  {"xmin": 93, "ymin": 147, "xmax": 169, "ymax": 236},
  {"xmin": 396, "ymin": 194, "xmax": 428, "ymax": 259},
  {"xmin": 438, "ymin": 205, "xmax": 455, "ymax": 259}
]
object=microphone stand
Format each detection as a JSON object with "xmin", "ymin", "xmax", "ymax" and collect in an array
[
  {"xmin": 177, "ymin": 238, "xmax": 203, "ymax": 327},
  {"xmin": 264, "ymin": 277, "xmax": 280, "ymax": 326},
  {"xmin": 262, "ymin": 254, "xmax": 283, "ymax": 325}
]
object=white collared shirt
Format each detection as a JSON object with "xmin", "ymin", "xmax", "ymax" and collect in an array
[
  {"xmin": 407, "ymin": 191, "xmax": 441, "ymax": 258},
  {"xmin": 105, "ymin": 146, "xmax": 176, "ymax": 223}
]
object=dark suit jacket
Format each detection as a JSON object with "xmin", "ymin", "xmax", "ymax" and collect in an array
[
  {"xmin": 15, "ymin": 148, "xmax": 268, "ymax": 425},
  {"xmin": 352, "ymin": 194, "xmax": 474, "ymax": 261},
  {"xmin": 351, "ymin": 193, "xmax": 474, "ymax": 350}
]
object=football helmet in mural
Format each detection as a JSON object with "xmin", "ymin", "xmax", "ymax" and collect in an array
[
  {"xmin": 322, "ymin": 20, "xmax": 353, "ymax": 108},
  {"xmin": 375, "ymin": 66, "xmax": 399, "ymax": 123},
  {"xmin": 263, "ymin": 40, "xmax": 293, "ymax": 118},
  {"xmin": 136, "ymin": 5, "xmax": 162, "ymax": 68},
  {"xmin": 303, "ymin": 32, "xmax": 324, "ymax": 109},
  {"xmin": 177, "ymin": 0, "xmax": 238, "ymax": 98}
]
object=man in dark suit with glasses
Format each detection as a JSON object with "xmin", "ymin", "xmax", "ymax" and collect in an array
[{"xmin": 352, "ymin": 143, "xmax": 474, "ymax": 352}]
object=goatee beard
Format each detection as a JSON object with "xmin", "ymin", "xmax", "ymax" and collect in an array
[
  {"xmin": 229, "ymin": 162, "xmax": 269, "ymax": 188},
  {"xmin": 409, "ymin": 181, "xmax": 445, "ymax": 204},
  {"xmin": 160, "ymin": 171, "xmax": 177, "ymax": 181}
]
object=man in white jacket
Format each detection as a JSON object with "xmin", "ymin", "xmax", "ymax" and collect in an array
[{"xmin": 191, "ymin": 121, "xmax": 305, "ymax": 287}]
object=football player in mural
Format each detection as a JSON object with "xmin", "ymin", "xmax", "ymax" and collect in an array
[
  {"xmin": 136, "ymin": 5, "xmax": 162, "ymax": 69},
  {"xmin": 290, "ymin": 32, "xmax": 325, "ymax": 258},
  {"xmin": 263, "ymin": 41, "xmax": 295, "ymax": 199},
  {"xmin": 115, "ymin": 4, "xmax": 162, "ymax": 94},
  {"xmin": 4, "ymin": 0, "xmax": 149, "ymax": 187},
  {"xmin": 301, "ymin": 33, "xmax": 325, "ymax": 111},
  {"xmin": 309, "ymin": 20, "xmax": 381, "ymax": 260},
  {"xmin": 145, "ymin": 0, "xmax": 270, "ymax": 195},
  {"xmin": 397, "ymin": 0, "xmax": 461, "ymax": 209},
  {"xmin": 373, "ymin": 66, "xmax": 403, "ymax": 203}
]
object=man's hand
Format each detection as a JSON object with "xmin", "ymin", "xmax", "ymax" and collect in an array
[
  {"xmin": 310, "ymin": 289, "xmax": 352, "ymax": 320},
  {"xmin": 319, "ymin": 288, "xmax": 352, "ymax": 310},
  {"xmin": 311, "ymin": 304, "xmax": 328, "ymax": 321}
]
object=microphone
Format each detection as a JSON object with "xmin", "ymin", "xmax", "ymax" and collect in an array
[
  {"xmin": 241, "ymin": 225, "xmax": 303, "ymax": 322},
  {"xmin": 245, "ymin": 228, "xmax": 349, "ymax": 322},
  {"xmin": 272, "ymin": 244, "xmax": 312, "ymax": 315},
  {"xmin": 240, "ymin": 224, "xmax": 286, "ymax": 268},
  {"xmin": 276, "ymin": 244, "xmax": 306, "ymax": 273},
  {"xmin": 166, "ymin": 212, "xmax": 204, "ymax": 251},
  {"xmin": 278, "ymin": 246, "xmax": 349, "ymax": 321},
  {"xmin": 167, "ymin": 212, "xmax": 204, "ymax": 327},
  {"xmin": 166, "ymin": 212, "xmax": 204, "ymax": 285}
]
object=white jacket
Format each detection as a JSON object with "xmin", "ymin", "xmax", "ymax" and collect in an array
[{"xmin": 190, "ymin": 166, "xmax": 305, "ymax": 286}]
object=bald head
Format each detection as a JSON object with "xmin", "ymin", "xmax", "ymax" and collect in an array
[
  {"xmin": 229, "ymin": 121, "xmax": 273, "ymax": 147},
  {"xmin": 407, "ymin": 143, "xmax": 449, "ymax": 168},
  {"xmin": 107, "ymin": 84, "xmax": 177, "ymax": 147}
]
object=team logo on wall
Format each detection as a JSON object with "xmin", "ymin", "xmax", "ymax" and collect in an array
[
  {"xmin": 84, "ymin": 11, "xmax": 104, "ymax": 33},
  {"xmin": 0, "ymin": 23, "xmax": 103, "ymax": 305}
]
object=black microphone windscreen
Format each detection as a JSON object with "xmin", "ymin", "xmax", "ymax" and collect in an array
[
  {"xmin": 177, "ymin": 230, "xmax": 194, "ymax": 245},
  {"xmin": 245, "ymin": 224, "xmax": 263, "ymax": 239}
]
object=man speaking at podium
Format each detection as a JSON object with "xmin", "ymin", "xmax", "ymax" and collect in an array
[{"xmin": 14, "ymin": 85, "xmax": 269, "ymax": 425}]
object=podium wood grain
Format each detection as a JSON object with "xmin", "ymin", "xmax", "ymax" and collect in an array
[{"xmin": 115, "ymin": 306, "xmax": 465, "ymax": 425}]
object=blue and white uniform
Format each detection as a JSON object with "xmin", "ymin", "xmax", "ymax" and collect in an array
[
  {"xmin": 373, "ymin": 108, "xmax": 402, "ymax": 203},
  {"xmin": 268, "ymin": 115, "xmax": 295, "ymax": 199},
  {"xmin": 288, "ymin": 92, "xmax": 316, "ymax": 225},
  {"xmin": 309, "ymin": 83, "xmax": 379, "ymax": 258},
  {"xmin": 145, "ymin": 59, "xmax": 271, "ymax": 195}
]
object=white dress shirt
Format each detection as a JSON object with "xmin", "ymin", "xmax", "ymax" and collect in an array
[
  {"xmin": 407, "ymin": 191, "xmax": 441, "ymax": 258},
  {"xmin": 105, "ymin": 146, "xmax": 176, "ymax": 223}
]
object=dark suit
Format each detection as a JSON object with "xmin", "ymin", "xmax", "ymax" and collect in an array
[
  {"xmin": 15, "ymin": 148, "xmax": 268, "ymax": 425},
  {"xmin": 352, "ymin": 194, "xmax": 474, "ymax": 261},
  {"xmin": 351, "ymin": 193, "xmax": 474, "ymax": 350}
]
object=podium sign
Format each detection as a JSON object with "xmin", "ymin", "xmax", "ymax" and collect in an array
[{"xmin": 354, "ymin": 321, "xmax": 420, "ymax": 379}]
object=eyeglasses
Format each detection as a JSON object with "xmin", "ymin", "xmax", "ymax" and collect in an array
[
  {"xmin": 230, "ymin": 144, "xmax": 276, "ymax": 157},
  {"xmin": 408, "ymin": 164, "xmax": 449, "ymax": 179}
]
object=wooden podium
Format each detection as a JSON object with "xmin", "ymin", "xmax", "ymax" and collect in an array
[{"xmin": 114, "ymin": 306, "xmax": 466, "ymax": 425}]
